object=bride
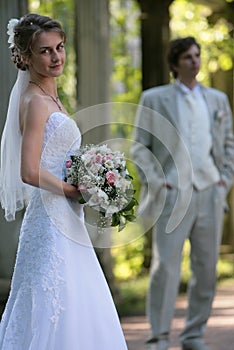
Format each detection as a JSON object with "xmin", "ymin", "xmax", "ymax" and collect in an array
[{"xmin": 0, "ymin": 13, "xmax": 128, "ymax": 350}]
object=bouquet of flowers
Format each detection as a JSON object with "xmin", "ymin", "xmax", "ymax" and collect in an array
[{"xmin": 65, "ymin": 144, "xmax": 137, "ymax": 231}]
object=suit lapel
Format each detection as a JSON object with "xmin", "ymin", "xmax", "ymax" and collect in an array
[
  {"xmin": 200, "ymin": 85, "xmax": 214, "ymax": 125},
  {"xmin": 200, "ymin": 85, "xmax": 219, "ymax": 150},
  {"xmin": 160, "ymin": 84, "xmax": 180, "ymax": 128},
  {"xmin": 156, "ymin": 84, "xmax": 215, "ymax": 129}
]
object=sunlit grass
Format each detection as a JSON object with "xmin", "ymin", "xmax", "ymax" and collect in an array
[
  {"xmin": 116, "ymin": 239, "xmax": 234, "ymax": 316},
  {"xmin": 117, "ymin": 276, "xmax": 148, "ymax": 316}
]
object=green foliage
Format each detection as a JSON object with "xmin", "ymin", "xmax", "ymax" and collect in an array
[
  {"xmin": 117, "ymin": 276, "xmax": 148, "ymax": 316},
  {"xmin": 110, "ymin": 0, "xmax": 142, "ymax": 103},
  {"xmin": 112, "ymin": 224, "xmax": 145, "ymax": 280},
  {"xmin": 217, "ymin": 256, "xmax": 234, "ymax": 280},
  {"xmin": 180, "ymin": 239, "xmax": 191, "ymax": 288},
  {"xmin": 170, "ymin": 0, "xmax": 233, "ymax": 85}
]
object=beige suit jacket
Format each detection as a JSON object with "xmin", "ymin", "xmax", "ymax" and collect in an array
[{"xmin": 132, "ymin": 83, "xmax": 234, "ymax": 220}]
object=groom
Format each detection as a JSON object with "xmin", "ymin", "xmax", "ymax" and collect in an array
[{"xmin": 132, "ymin": 37, "xmax": 234, "ymax": 350}]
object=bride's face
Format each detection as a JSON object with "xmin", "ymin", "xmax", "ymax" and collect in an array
[{"xmin": 26, "ymin": 31, "xmax": 66, "ymax": 78}]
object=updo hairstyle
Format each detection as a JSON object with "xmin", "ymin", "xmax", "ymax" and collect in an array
[{"xmin": 11, "ymin": 13, "xmax": 66, "ymax": 71}]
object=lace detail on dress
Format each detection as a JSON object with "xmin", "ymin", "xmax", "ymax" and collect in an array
[
  {"xmin": 41, "ymin": 112, "xmax": 81, "ymax": 178},
  {"xmin": 40, "ymin": 113, "xmax": 91, "ymax": 246},
  {"xmin": 0, "ymin": 113, "xmax": 82, "ymax": 347}
]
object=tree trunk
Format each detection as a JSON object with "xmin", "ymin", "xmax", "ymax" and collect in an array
[
  {"xmin": 138, "ymin": 0, "xmax": 174, "ymax": 90},
  {"xmin": 137, "ymin": 0, "xmax": 174, "ymax": 269}
]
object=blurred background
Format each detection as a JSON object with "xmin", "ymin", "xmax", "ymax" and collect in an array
[{"xmin": 0, "ymin": 0, "xmax": 233, "ymax": 318}]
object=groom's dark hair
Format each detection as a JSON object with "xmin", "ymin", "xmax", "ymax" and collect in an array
[{"xmin": 167, "ymin": 36, "xmax": 201, "ymax": 78}]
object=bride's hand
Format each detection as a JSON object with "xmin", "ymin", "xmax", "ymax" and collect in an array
[{"xmin": 63, "ymin": 182, "xmax": 81, "ymax": 200}]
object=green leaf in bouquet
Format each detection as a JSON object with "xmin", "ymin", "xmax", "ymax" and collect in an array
[
  {"xmin": 71, "ymin": 155, "xmax": 77, "ymax": 162},
  {"xmin": 125, "ymin": 188, "xmax": 136, "ymax": 196},
  {"xmin": 125, "ymin": 174, "xmax": 133, "ymax": 180},
  {"xmin": 123, "ymin": 198, "xmax": 137, "ymax": 211},
  {"xmin": 124, "ymin": 214, "xmax": 136, "ymax": 222},
  {"xmin": 118, "ymin": 214, "xmax": 127, "ymax": 232},
  {"xmin": 111, "ymin": 213, "xmax": 120, "ymax": 227},
  {"xmin": 78, "ymin": 193, "xmax": 86, "ymax": 204}
]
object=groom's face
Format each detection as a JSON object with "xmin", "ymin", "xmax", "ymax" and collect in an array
[{"xmin": 173, "ymin": 44, "xmax": 201, "ymax": 81}]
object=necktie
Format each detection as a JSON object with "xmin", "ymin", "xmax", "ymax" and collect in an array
[{"xmin": 185, "ymin": 91, "xmax": 197, "ymax": 112}]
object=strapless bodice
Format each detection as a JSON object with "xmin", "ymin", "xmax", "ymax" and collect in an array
[{"xmin": 41, "ymin": 112, "xmax": 81, "ymax": 179}]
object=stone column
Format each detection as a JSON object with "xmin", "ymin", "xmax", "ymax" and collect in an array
[
  {"xmin": 74, "ymin": 0, "xmax": 110, "ymax": 108},
  {"xmin": 74, "ymin": 0, "xmax": 111, "ymax": 190},
  {"xmin": 0, "ymin": 0, "xmax": 28, "ymax": 317},
  {"xmin": 73, "ymin": 1, "xmax": 119, "ymax": 300}
]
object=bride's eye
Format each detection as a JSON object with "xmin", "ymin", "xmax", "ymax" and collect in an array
[
  {"xmin": 40, "ymin": 48, "xmax": 50, "ymax": 55},
  {"xmin": 57, "ymin": 44, "xmax": 64, "ymax": 51}
]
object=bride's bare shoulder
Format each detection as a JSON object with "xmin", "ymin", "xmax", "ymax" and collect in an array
[{"xmin": 20, "ymin": 91, "xmax": 49, "ymax": 132}]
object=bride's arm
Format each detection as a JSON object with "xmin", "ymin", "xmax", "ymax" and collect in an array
[{"xmin": 20, "ymin": 96, "xmax": 79, "ymax": 200}]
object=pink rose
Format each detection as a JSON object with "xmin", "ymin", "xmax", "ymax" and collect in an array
[
  {"xmin": 66, "ymin": 160, "xmax": 73, "ymax": 168},
  {"xmin": 105, "ymin": 154, "xmax": 113, "ymax": 161},
  {"xmin": 106, "ymin": 171, "xmax": 115, "ymax": 186},
  {"xmin": 94, "ymin": 154, "xmax": 103, "ymax": 164}
]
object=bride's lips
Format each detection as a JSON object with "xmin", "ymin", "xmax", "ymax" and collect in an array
[{"xmin": 50, "ymin": 64, "xmax": 62, "ymax": 69}]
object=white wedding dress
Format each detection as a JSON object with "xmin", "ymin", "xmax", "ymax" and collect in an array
[{"xmin": 0, "ymin": 112, "xmax": 128, "ymax": 350}]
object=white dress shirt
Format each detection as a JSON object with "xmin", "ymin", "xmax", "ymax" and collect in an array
[{"xmin": 173, "ymin": 80, "xmax": 220, "ymax": 190}]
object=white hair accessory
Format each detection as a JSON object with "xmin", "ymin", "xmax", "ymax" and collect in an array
[{"xmin": 7, "ymin": 18, "xmax": 19, "ymax": 48}]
